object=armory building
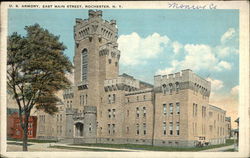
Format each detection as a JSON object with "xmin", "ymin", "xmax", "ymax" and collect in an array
[{"xmin": 36, "ymin": 10, "xmax": 228, "ymax": 147}]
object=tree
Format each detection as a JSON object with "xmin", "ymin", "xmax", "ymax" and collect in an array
[{"xmin": 7, "ymin": 24, "xmax": 73, "ymax": 151}]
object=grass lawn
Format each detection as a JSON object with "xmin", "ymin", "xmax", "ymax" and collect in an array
[
  {"xmin": 70, "ymin": 139, "xmax": 235, "ymax": 152},
  {"xmin": 50, "ymin": 145, "xmax": 127, "ymax": 152},
  {"xmin": 7, "ymin": 138, "xmax": 58, "ymax": 143}
]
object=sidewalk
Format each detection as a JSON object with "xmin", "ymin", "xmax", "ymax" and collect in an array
[
  {"xmin": 200, "ymin": 145, "xmax": 234, "ymax": 152},
  {"xmin": 51, "ymin": 143, "xmax": 148, "ymax": 152}
]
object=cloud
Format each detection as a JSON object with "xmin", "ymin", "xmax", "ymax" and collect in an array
[
  {"xmin": 172, "ymin": 41, "xmax": 183, "ymax": 54},
  {"xmin": 118, "ymin": 32, "xmax": 169, "ymax": 65},
  {"xmin": 206, "ymin": 77, "xmax": 224, "ymax": 91},
  {"xmin": 217, "ymin": 61, "xmax": 232, "ymax": 70},
  {"xmin": 156, "ymin": 44, "xmax": 232, "ymax": 75},
  {"xmin": 220, "ymin": 28, "xmax": 236, "ymax": 44},
  {"xmin": 230, "ymin": 85, "xmax": 239, "ymax": 96}
]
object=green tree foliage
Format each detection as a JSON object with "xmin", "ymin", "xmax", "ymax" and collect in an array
[{"xmin": 7, "ymin": 24, "xmax": 73, "ymax": 151}]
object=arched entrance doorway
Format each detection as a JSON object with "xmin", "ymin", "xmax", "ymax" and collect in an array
[{"xmin": 75, "ymin": 122, "xmax": 84, "ymax": 137}]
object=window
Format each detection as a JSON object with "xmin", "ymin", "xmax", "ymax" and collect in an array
[
  {"xmin": 81, "ymin": 49, "xmax": 88, "ymax": 81},
  {"xmin": 143, "ymin": 123, "xmax": 146, "ymax": 135},
  {"xmin": 108, "ymin": 109, "xmax": 111, "ymax": 118},
  {"xmin": 195, "ymin": 104, "xmax": 197, "ymax": 116},
  {"xmin": 176, "ymin": 102, "xmax": 180, "ymax": 114},
  {"xmin": 136, "ymin": 124, "xmax": 139, "ymax": 135},
  {"xmin": 80, "ymin": 96, "xmax": 81, "ymax": 105},
  {"xmin": 169, "ymin": 103, "xmax": 173, "ymax": 115},
  {"xmin": 126, "ymin": 127, "xmax": 129, "ymax": 134},
  {"xmin": 89, "ymin": 124, "xmax": 92, "ymax": 132},
  {"xmin": 163, "ymin": 104, "xmax": 167, "ymax": 115},
  {"xmin": 113, "ymin": 94, "xmax": 116, "ymax": 103},
  {"xmin": 127, "ymin": 98, "xmax": 130, "ymax": 103},
  {"xmin": 163, "ymin": 122, "xmax": 166, "ymax": 135},
  {"xmin": 127, "ymin": 110, "xmax": 129, "ymax": 117},
  {"xmin": 176, "ymin": 82, "xmax": 180, "ymax": 93},
  {"xmin": 169, "ymin": 83, "xmax": 173, "ymax": 94},
  {"xmin": 169, "ymin": 122, "xmax": 173, "ymax": 135},
  {"xmin": 202, "ymin": 106, "xmax": 206, "ymax": 118},
  {"xmin": 137, "ymin": 96, "xmax": 139, "ymax": 101},
  {"xmin": 108, "ymin": 95, "xmax": 112, "ymax": 104},
  {"xmin": 108, "ymin": 59, "xmax": 112, "ymax": 64},
  {"xmin": 108, "ymin": 124, "xmax": 111, "ymax": 135},
  {"xmin": 60, "ymin": 114, "xmax": 62, "ymax": 121},
  {"xmin": 112, "ymin": 109, "xmax": 116, "ymax": 118},
  {"xmin": 112, "ymin": 124, "xmax": 115, "ymax": 135},
  {"xmin": 136, "ymin": 107, "xmax": 139, "ymax": 118},
  {"xmin": 176, "ymin": 122, "xmax": 180, "ymax": 136},
  {"xmin": 86, "ymin": 94, "xmax": 88, "ymax": 105},
  {"xmin": 57, "ymin": 115, "xmax": 59, "ymax": 122},
  {"xmin": 209, "ymin": 125, "xmax": 213, "ymax": 132},
  {"xmin": 143, "ymin": 95, "xmax": 146, "ymax": 100},
  {"xmin": 143, "ymin": 107, "xmax": 146, "ymax": 118},
  {"xmin": 193, "ymin": 103, "xmax": 197, "ymax": 117},
  {"xmin": 115, "ymin": 62, "xmax": 118, "ymax": 67},
  {"xmin": 162, "ymin": 84, "xmax": 167, "ymax": 94}
]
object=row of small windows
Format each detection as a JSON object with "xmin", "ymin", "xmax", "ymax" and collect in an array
[
  {"xmin": 193, "ymin": 103, "xmax": 207, "ymax": 118},
  {"xmin": 108, "ymin": 94, "xmax": 116, "ymax": 104},
  {"xmin": 79, "ymin": 27, "xmax": 90, "ymax": 38},
  {"xmin": 66, "ymin": 100, "xmax": 72, "ymax": 108},
  {"xmin": 57, "ymin": 125, "xmax": 63, "ymax": 135},
  {"xmin": 27, "ymin": 130, "xmax": 33, "ymax": 136},
  {"xmin": 162, "ymin": 82, "xmax": 180, "ymax": 94},
  {"xmin": 162, "ymin": 121, "xmax": 180, "ymax": 136},
  {"xmin": 108, "ymin": 59, "xmax": 118, "ymax": 67},
  {"xmin": 39, "ymin": 115, "xmax": 45, "ymax": 123},
  {"xmin": 135, "ymin": 123, "xmax": 147, "ymax": 135},
  {"xmin": 209, "ymin": 112, "xmax": 225, "ymax": 123},
  {"xmin": 127, "ymin": 95, "xmax": 147, "ymax": 103},
  {"xmin": 135, "ymin": 107, "xmax": 147, "ymax": 118},
  {"xmin": 193, "ymin": 83, "xmax": 208, "ymax": 94},
  {"xmin": 108, "ymin": 109, "xmax": 116, "ymax": 118},
  {"xmin": 163, "ymin": 102, "xmax": 180, "ymax": 115},
  {"xmin": 101, "ymin": 28, "xmax": 113, "ymax": 39},
  {"xmin": 80, "ymin": 94, "xmax": 88, "ymax": 105},
  {"xmin": 57, "ymin": 114, "xmax": 63, "ymax": 122},
  {"xmin": 107, "ymin": 124, "xmax": 115, "ymax": 135},
  {"xmin": 63, "ymin": 94, "xmax": 74, "ymax": 99}
]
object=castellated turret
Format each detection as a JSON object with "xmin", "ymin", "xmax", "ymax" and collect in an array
[
  {"xmin": 74, "ymin": 10, "xmax": 118, "ymax": 46},
  {"xmin": 154, "ymin": 69, "xmax": 211, "ymax": 97}
]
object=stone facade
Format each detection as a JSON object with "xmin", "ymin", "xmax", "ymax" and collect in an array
[{"xmin": 36, "ymin": 10, "xmax": 228, "ymax": 147}]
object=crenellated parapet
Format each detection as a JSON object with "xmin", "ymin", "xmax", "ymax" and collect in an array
[
  {"xmin": 154, "ymin": 69, "xmax": 211, "ymax": 96},
  {"xmin": 104, "ymin": 76, "xmax": 140, "ymax": 92},
  {"xmin": 63, "ymin": 87, "xmax": 74, "ymax": 99},
  {"xmin": 99, "ymin": 42, "xmax": 120, "ymax": 60},
  {"xmin": 74, "ymin": 10, "xmax": 118, "ymax": 43}
]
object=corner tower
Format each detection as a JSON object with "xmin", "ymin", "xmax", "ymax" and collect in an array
[{"xmin": 73, "ymin": 10, "xmax": 120, "ymax": 110}]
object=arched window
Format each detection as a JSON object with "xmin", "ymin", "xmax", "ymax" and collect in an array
[
  {"xmin": 169, "ymin": 83, "xmax": 173, "ymax": 94},
  {"xmin": 81, "ymin": 49, "xmax": 88, "ymax": 81},
  {"xmin": 162, "ymin": 84, "xmax": 167, "ymax": 94},
  {"xmin": 176, "ymin": 82, "xmax": 180, "ymax": 93}
]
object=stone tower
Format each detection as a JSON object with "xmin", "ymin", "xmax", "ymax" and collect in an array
[
  {"xmin": 72, "ymin": 10, "xmax": 120, "ymax": 142},
  {"xmin": 73, "ymin": 10, "xmax": 120, "ymax": 111}
]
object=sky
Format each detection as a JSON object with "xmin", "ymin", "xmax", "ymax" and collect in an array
[{"xmin": 8, "ymin": 9, "xmax": 239, "ymax": 127}]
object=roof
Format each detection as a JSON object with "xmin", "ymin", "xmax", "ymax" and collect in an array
[
  {"xmin": 235, "ymin": 117, "xmax": 239, "ymax": 123},
  {"xmin": 209, "ymin": 104, "xmax": 226, "ymax": 113},
  {"xmin": 7, "ymin": 108, "xmax": 19, "ymax": 115}
]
